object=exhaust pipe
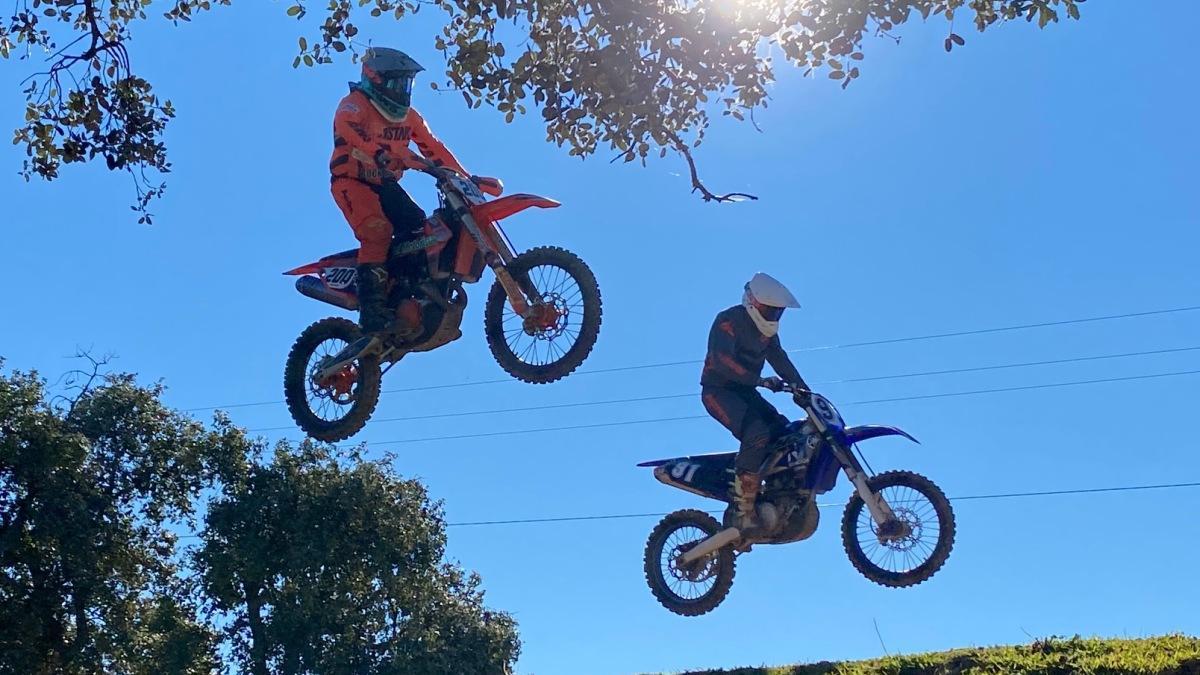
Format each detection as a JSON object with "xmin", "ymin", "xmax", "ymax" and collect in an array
[
  {"xmin": 679, "ymin": 527, "xmax": 741, "ymax": 565},
  {"xmin": 295, "ymin": 275, "xmax": 358, "ymax": 311}
]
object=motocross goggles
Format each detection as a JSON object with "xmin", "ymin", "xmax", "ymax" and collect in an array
[
  {"xmin": 380, "ymin": 73, "xmax": 415, "ymax": 108},
  {"xmin": 751, "ymin": 299, "xmax": 786, "ymax": 322}
]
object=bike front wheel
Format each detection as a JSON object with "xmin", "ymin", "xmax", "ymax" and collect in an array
[
  {"xmin": 484, "ymin": 246, "xmax": 602, "ymax": 384},
  {"xmin": 841, "ymin": 470, "xmax": 955, "ymax": 588}
]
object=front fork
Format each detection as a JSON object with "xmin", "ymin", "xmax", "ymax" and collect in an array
[
  {"xmin": 811, "ymin": 416, "xmax": 902, "ymax": 539},
  {"xmin": 447, "ymin": 194, "xmax": 538, "ymax": 317},
  {"xmin": 489, "ymin": 254, "xmax": 535, "ymax": 316},
  {"xmin": 837, "ymin": 447, "xmax": 900, "ymax": 529}
]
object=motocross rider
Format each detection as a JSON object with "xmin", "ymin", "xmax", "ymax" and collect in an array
[
  {"xmin": 330, "ymin": 47, "xmax": 470, "ymax": 338},
  {"xmin": 701, "ymin": 273, "xmax": 812, "ymax": 533}
]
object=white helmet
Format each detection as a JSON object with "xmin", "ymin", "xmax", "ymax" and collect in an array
[{"xmin": 742, "ymin": 272, "xmax": 800, "ymax": 337}]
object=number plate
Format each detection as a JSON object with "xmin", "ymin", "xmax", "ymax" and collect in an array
[{"xmin": 323, "ymin": 267, "xmax": 357, "ymax": 290}]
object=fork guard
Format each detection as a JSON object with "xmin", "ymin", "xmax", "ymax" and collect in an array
[{"xmin": 488, "ymin": 254, "xmax": 533, "ymax": 317}]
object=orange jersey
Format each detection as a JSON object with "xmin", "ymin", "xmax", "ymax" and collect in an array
[{"xmin": 329, "ymin": 88, "xmax": 467, "ymax": 185}]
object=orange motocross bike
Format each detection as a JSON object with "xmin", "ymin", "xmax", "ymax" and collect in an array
[{"xmin": 282, "ymin": 165, "xmax": 602, "ymax": 441}]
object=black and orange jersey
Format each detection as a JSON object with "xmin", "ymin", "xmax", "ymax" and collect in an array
[
  {"xmin": 330, "ymin": 87, "xmax": 468, "ymax": 185},
  {"xmin": 701, "ymin": 305, "xmax": 804, "ymax": 388}
]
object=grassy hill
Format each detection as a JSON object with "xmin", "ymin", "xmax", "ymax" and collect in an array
[{"xmin": 672, "ymin": 635, "xmax": 1200, "ymax": 675}]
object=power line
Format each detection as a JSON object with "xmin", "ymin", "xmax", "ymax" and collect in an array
[
  {"xmin": 183, "ymin": 304, "xmax": 1200, "ymax": 412},
  {"xmin": 245, "ymin": 345, "xmax": 1200, "ymax": 432},
  {"xmin": 174, "ymin": 480, "xmax": 1200, "ymax": 533},
  {"xmin": 792, "ymin": 305, "xmax": 1200, "ymax": 353},
  {"xmin": 444, "ymin": 481, "xmax": 1200, "ymax": 527},
  {"xmin": 369, "ymin": 414, "xmax": 704, "ymax": 446},
  {"xmin": 355, "ymin": 368, "xmax": 1200, "ymax": 447},
  {"xmin": 949, "ymin": 482, "xmax": 1200, "ymax": 501},
  {"xmin": 823, "ymin": 346, "xmax": 1200, "ymax": 385}
]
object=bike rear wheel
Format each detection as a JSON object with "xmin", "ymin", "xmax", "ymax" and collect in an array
[
  {"xmin": 283, "ymin": 317, "xmax": 381, "ymax": 442},
  {"xmin": 643, "ymin": 509, "xmax": 735, "ymax": 616},
  {"xmin": 484, "ymin": 246, "xmax": 602, "ymax": 384},
  {"xmin": 841, "ymin": 470, "xmax": 955, "ymax": 588}
]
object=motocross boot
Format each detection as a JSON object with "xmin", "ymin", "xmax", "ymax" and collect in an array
[
  {"xmin": 315, "ymin": 263, "xmax": 390, "ymax": 375},
  {"xmin": 362, "ymin": 262, "xmax": 423, "ymax": 342},
  {"xmin": 357, "ymin": 263, "xmax": 392, "ymax": 334},
  {"xmin": 733, "ymin": 470, "xmax": 763, "ymax": 535}
]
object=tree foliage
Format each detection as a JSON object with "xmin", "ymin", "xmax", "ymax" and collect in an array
[
  {"xmin": 195, "ymin": 442, "xmax": 520, "ymax": 675},
  {"xmin": 0, "ymin": 361, "xmax": 519, "ymax": 674},
  {"xmin": 0, "ymin": 359, "xmax": 243, "ymax": 674},
  {"xmin": 2, "ymin": 0, "xmax": 1083, "ymax": 215}
]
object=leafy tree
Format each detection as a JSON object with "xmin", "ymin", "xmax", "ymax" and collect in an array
[
  {"xmin": 1, "ymin": 358, "xmax": 516, "ymax": 674},
  {"xmin": 0, "ymin": 358, "xmax": 248, "ymax": 674},
  {"xmin": 195, "ymin": 442, "xmax": 519, "ymax": 675},
  {"xmin": 3, "ymin": 0, "xmax": 1083, "ymax": 215}
]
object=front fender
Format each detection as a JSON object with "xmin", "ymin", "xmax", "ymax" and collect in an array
[
  {"xmin": 844, "ymin": 425, "xmax": 920, "ymax": 445},
  {"xmin": 472, "ymin": 193, "xmax": 560, "ymax": 223}
]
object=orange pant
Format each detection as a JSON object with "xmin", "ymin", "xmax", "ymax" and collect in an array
[{"xmin": 331, "ymin": 178, "xmax": 426, "ymax": 265}]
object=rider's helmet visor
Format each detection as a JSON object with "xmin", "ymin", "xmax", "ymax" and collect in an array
[
  {"xmin": 379, "ymin": 73, "xmax": 415, "ymax": 109},
  {"xmin": 756, "ymin": 304, "xmax": 786, "ymax": 322}
]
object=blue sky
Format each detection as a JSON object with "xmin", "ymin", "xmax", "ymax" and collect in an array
[{"xmin": 3, "ymin": 2, "xmax": 1198, "ymax": 674}]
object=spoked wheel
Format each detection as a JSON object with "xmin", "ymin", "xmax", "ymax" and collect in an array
[
  {"xmin": 283, "ymin": 317, "xmax": 381, "ymax": 442},
  {"xmin": 841, "ymin": 470, "xmax": 955, "ymax": 588},
  {"xmin": 643, "ymin": 509, "xmax": 735, "ymax": 616},
  {"xmin": 485, "ymin": 246, "xmax": 602, "ymax": 384}
]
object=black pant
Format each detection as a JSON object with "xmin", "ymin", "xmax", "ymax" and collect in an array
[
  {"xmin": 374, "ymin": 182, "xmax": 428, "ymax": 279},
  {"xmin": 702, "ymin": 385, "xmax": 789, "ymax": 473},
  {"xmin": 374, "ymin": 181, "xmax": 426, "ymax": 241}
]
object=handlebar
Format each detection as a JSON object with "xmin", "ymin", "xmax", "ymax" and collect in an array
[
  {"xmin": 778, "ymin": 382, "xmax": 810, "ymax": 396},
  {"xmin": 412, "ymin": 160, "xmax": 503, "ymax": 196},
  {"xmin": 757, "ymin": 378, "xmax": 810, "ymax": 396},
  {"xmin": 758, "ymin": 379, "xmax": 815, "ymax": 411}
]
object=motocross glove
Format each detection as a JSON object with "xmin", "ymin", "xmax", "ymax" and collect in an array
[
  {"xmin": 759, "ymin": 376, "xmax": 785, "ymax": 392},
  {"xmin": 792, "ymin": 390, "xmax": 813, "ymax": 408}
]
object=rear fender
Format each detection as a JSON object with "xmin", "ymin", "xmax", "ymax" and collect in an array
[
  {"xmin": 637, "ymin": 452, "xmax": 737, "ymax": 502},
  {"xmin": 283, "ymin": 249, "xmax": 359, "ymax": 276},
  {"xmin": 471, "ymin": 193, "xmax": 560, "ymax": 223},
  {"xmin": 284, "ymin": 262, "xmax": 324, "ymax": 275},
  {"xmin": 636, "ymin": 459, "xmax": 672, "ymax": 468},
  {"xmin": 844, "ymin": 425, "xmax": 920, "ymax": 445}
]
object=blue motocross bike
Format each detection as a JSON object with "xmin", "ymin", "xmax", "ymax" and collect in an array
[{"xmin": 639, "ymin": 383, "xmax": 955, "ymax": 616}]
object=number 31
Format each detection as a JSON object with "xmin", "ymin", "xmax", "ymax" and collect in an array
[{"xmin": 670, "ymin": 462, "xmax": 700, "ymax": 482}]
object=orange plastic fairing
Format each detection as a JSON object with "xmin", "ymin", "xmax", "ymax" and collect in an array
[
  {"xmin": 471, "ymin": 193, "xmax": 560, "ymax": 224},
  {"xmin": 283, "ymin": 262, "xmax": 324, "ymax": 275}
]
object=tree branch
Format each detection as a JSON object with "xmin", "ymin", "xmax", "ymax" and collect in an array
[{"xmin": 667, "ymin": 130, "xmax": 757, "ymax": 203}]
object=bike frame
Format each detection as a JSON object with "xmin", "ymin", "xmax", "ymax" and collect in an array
[{"xmin": 678, "ymin": 390, "xmax": 918, "ymax": 566}]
